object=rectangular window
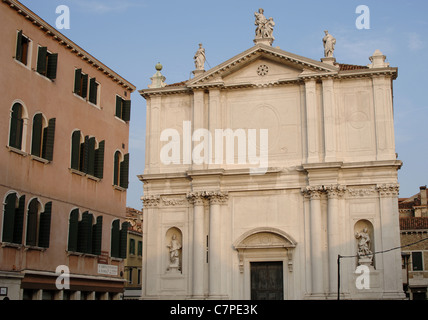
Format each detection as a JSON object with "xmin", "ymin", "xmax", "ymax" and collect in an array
[
  {"xmin": 115, "ymin": 96, "xmax": 131, "ymax": 122},
  {"xmin": 412, "ymin": 252, "xmax": 423, "ymax": 271},
  {"xmin": 74, "ymin": 69, "xmax": 88, "ymax": 99},
  {"xmin": 16, "ymin": 30, "xmax": 30, "ymax": 65},
  {"xmin": 37, "ymin": 46, "xmax": 58, "ymax": 80}
]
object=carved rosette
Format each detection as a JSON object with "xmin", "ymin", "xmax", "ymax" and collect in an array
[
  {"xmin": 376, "ymin": 183, "xmax": 400, "ymax": 198},
  {"xmin": 142, "ymin": 194, "xmax": 161, "ymax": 208}
]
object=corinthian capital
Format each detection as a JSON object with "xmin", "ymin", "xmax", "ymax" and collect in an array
[
  {"xmin": 186, "ymin": 191, "xmax": 209, "ymax": 206},
  {"xmin": 142, "ymin": 194, "xmax": 161, "ymax": 208},
  {"xmin": 376, "ymin": 183, "xmax": 400, "ymax": 197},
  {"xmin": 325, "ymin": 184, "xmax": 346, "ymax": 198},
  {"xmin": 301, "ymin": 186, "xmax": 324, "ymax": 199},
  {"xmin": 207, "ymin": 191, "xmax": 229, "ymax": 205}
]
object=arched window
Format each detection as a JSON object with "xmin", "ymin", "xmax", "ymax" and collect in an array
[
  {"xmin": 2, "ymin": 192, "xmax": 25, "ymax": 244},
  {"xmin": 111, "ymin": 219, "xmax": 129, "ymax": 258},
  {"xmin": 9, "ymin": 103, "xmax": 24, "ymax": 150},
  {"xmin": 67, "ymin": 209, "xmax": 102, "ymax": 255},
  {"xmin": 26, "ymin": 198, "xmax": 52, "ymax": 248},
  {"xmin": 71, "ymin": 131, "xmax": 104, "ymax": 178},
  {"xmin": 31, "ymin": 113, "xmax": 56, "ymax": 161},
  {"xmin": 113, "ymin": 151, "xmax": 129, "ymax": 189}
]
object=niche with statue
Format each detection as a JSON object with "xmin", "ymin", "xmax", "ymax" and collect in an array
[
  {"xmin": 165, "ymin": 227, "xmax": 183, "ymax": 274},
  {"xmin": 354, "ymin": 219, "xmax": 375, "ymax": 268}
]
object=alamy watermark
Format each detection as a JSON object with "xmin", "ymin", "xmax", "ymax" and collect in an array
[
  {"xmin": 160, "ymin": 121, "xmax": 269, "ymax": 175},
  {"xmin": 55, "ymin": 5, "xmax": 70, "ymax": 30},
  {"xmin": 356, "ymin": 5, "xmax": 370, "ymax": 30},
  {"xmin": 55, "ymin": 265, "xmax": 70, "ymax": 290}
]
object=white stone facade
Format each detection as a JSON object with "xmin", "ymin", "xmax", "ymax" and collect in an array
[{"xmin": 138, "ymin": 23, "xmax": 405, "ymax": 299}]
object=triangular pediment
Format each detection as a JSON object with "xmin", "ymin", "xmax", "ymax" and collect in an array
[{"xmin": 187, "ymin": 43, "xmax": 338, "ymax": 88}]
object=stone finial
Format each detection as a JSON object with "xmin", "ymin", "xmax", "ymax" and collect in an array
[
  {"xmin": 254, "ymin": 8, "xmax": 275, "ymax": 46},
  {"xmin": 148, "ymin": 62, "xmax": 166, "ymax": 88},
  {"xmin": 367, "ymin": 49, "xmax": 390, "ymax": 68}
]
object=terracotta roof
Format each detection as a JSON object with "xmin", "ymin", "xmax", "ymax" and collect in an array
[
  {"xmin": 400, "ymin": 217, "xmax": 428, "ymax": 230},
  {"xmin": 337, "ymin": 63, "xmax": 369, "ymax": 71}
]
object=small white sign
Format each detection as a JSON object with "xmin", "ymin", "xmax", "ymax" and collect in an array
[{"xmin": 98, "ymin": 264, "xmax": 118, "ymax": 276}]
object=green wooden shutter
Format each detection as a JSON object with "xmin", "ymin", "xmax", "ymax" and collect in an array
[
  {"xmin": 16, "ymin": 30, "xmax": 23, "ymax": 62},
  {"xmin": 119, "ymin": 222, "xmax": 129, "ymax": 259},
  {"xmin": 138, "ymin": 241, "xmax": 142, "ymax": 256},
  {"xmin": 113, "ymin": 152, "xmax": 120, "ymax": 186},
  {"xmin": 44, "ymin": 118, "xmax": 56, "ymax": 161},
  {"xmin": 129, "ymin": 239, "xmax": 135, "ymax": 255},
  {"xmin": 26, "ymin": 199, "xmax": 39, "ymax": 246},
  {"xmin": 47, "ymin": 53, "xmax": 58, "ymax": 80},
  {"xmin": 74, "ymin": 69, "xmax": 82, "ymax": 95},
  {"xmin": 2, "ymin": 194, "xmax": 17, "ymax": 243},
  {"xmin": 120, "ymin": 153, "xmax": 130, "ymax": 189},
  {"xmin": 38, "ymin": 202, "xmax": 52, "ymax": 248},
  {"xmin": 78, "ymin": 211, "xmax": 93, "ymax": 253},
  {"xmin": 82, "ymin": 136, "xmax": 90, "ymax": 174},
  {"xmin": 115, "ymin": 96, "xmax": 122, "ymax": 118},
  {"xmin": 71, "ymin": 131, "xmax": 81, "ymax": 170},
  {"xmin": 122, "ymin": 100, "xmax": 131, "ymax": 122},
  {"xmin": 13, "ymin": 195, "xmax": 25, "ymax": 244},
  {"xmin": 81, "ymin": 74, "xmax": 88, "ymax": 99},
  {"xmin": 68, "ymin": 209, "xmax": 79, "ymax": 252},
  {"xmin": 111, "ymin": 220, "xmax": 120, "ymax": 258},
  {"xmin": 37, "ymin": 47, "xmax": 48, "ymax": 75},
  {"xmin": 89, "ymin": 78, "xmax": 98, "ymax": 104},
  {"xmin": 92, "ymin": 216, "xmax": 103, "ymax": 255},
  {"xmin": 31, "ymin": 114, "xmax": 43, "ymax": 157},
  {"xmin": 95, "ymin": 140, "xmax": 105, "ymax": 179},
  {"xmin": 9, "ymin": 103, "xmax": 23, "ymax": 149},
  {"xmin": 87, "ymin": 137, "xmax": 96, "ymax": 176}
]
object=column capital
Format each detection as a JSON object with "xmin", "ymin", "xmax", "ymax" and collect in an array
[
  {"xmin": 376, "ymin": 183, "xmax": 400, "ymax": 197},
  {"xmin": 301, "ymin": 186, "xmax": 324, "ymax": 199},
  {"xmin": 325, "ymin": 184, "xmax": 346, "ymax": 199},
  {"xmin": 142, "ymin": 194, "xmax": 161, "ymax": 208},
  {"xmin": 207, "ymin": 191, "xmax": 229, "ymax": 205},
  {"xmin": 187, "ymin": 191, "xmax": 209, "ymax": 206}
]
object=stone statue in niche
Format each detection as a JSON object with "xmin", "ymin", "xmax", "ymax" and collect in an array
[
  {"xmin": 167, "ymin": 233, "xmax": 182, "ymax": 272},
  {"xmin": 322, "ymin": 30, "xmax": 336, "ymax": 58},
  {"xmin": 355, "ymin": 228, "xmax": 373, "ymax": 265}
]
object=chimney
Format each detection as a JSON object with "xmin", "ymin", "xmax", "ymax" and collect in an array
[{"xmin": 420, "ymin": 186, "xmax": 427, "ymax": 216}]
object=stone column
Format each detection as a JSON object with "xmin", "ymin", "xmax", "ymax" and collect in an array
[
  {"xmin": 325, "ymin": 185, "xmax": 346, "ymax": 296},
  {"xmin": 207, "ymin": 191, "xmax": 228, "ymax": 298},
  {"xmin": 376, "ymin": 184, "xmax": 405, "ymax": 298},
  {"xmin": 303, "ymin": 186, "xmax": 324, "ymax": 295},
  {"xmin": 187, "ymin": 192, "xmax": 207, "ymax": 298},
  {"xmin": 192, "ymin": 90, "xmax": 206, "ymax": 170},
  {"xmin": 208, "ymin": 88, "xmax": 221, "ymax": 168},
  {"xmin": 146, "ymin": 96, "xmax": 162, "ymax": 173}
]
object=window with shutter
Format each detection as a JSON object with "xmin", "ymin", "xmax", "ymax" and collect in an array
[
  {"xmin": 2, "ymin": 193, "xmax": 17, "ymax": 243},
  {"xmin": 113, "ymin": 151, "xmax": 121, "ymax": 186},
  {"xmin": 115, "ymin": 96, "xmax": 131, "ymax": 121},
  {"xmin": 74, "ymin": 69, "xmax": 88, "ymax": 98},
  {"xmin": 89, "ymin": 78, "xmax": 98, "ymax": 105},
  {"xmin": 31, "ymin": 114, "xmax": 43, "ymax": 157},
  {"xmin": 94, "ymin": 140, "xmax": 105, "ymax": 179},
  {"xmin": 36, "ymin": 47, "xmax": 58, "ymax": 80},
  {"xmin": 13, "ymin": 196, "xmax": 26, "ymax": 245},
  {"xmin": 120, "ymin": 153, "xmax": 130, "ymax": 189},
  {"xmin": 87, "ymin": 137, "xmax": 96, "ymax": 176},
  {"xmin": 92, "ymin": 216, "xmax": 103, "ymax": 255},
  {"xmin": 78, "ymin": 211, "xmax": 93, "ymax": 254},
  {"xmin": 71, "ymin": 131, "xmax": 81, "ymax": 170},
  {"xmin": 119, "ymin": 222, "xmax": 129, "ymax": 259},
  {"xmin": 111, "ymin": 220, "xmax": 120, "ymax": 258},
  {"xmin": 38, "ymin": 202, "xmax": 52, "ymax": 248},
  {"xmin": 26, "ymin": 199, "xmax": 40, "ymax": 247},
  {"xmin": 412, "ymin": 252, "xmax": 423, "ymax": 271},
  {"xmin": 68, "ymin": 209, "xmax": 79, "ymax": 252},
  {"xmin": 43, "ymin": 118, "xmax": 56, "ymax": 161},
  {"xmin": 9, "ymin": 103, "xmax": 24, "ymax": 150},
  {"xmin": 15, "ymin": 30, "xmax": 30, "ymax": 65},
  {"xmin": 130, "ymin": 239, "xmax": 135, "ymax": 255}
]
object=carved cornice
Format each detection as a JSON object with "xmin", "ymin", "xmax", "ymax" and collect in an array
[{"xmin": 141, "ymin": 195, "xmax": 161, "ymax": 208}]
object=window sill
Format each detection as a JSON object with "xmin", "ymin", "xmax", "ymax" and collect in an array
[
  {"xmin": 66, "ymin": 251, "xmax": 99, "ymax": 258},
  {"xmin": 24, "ymin": 245, "xmax": 47, "ymax": 252},
  {"xmin": 33, "ymin": 70, "xmax": 55, "ymax": 83},
  {"xmin": 113, "ymin": 185, "xmax": 127, "ymax": 192},
  {"xmin": 1, "ymin": 242, "xmax": 22, "ymax": 249},
  {"xmin": 87, "ymin": 174, "xmax": 101, "ymax": 182},
  {"xmin": 88, "ymin": 101, "xmax": 101, "ymax": 110},
  {"xmin": 7, "ymin": 146, "xmax": 27, "ymax": 157},
  {"xmin": 13, "ymin": 57, "xmax": 31, "ymax": 70},
  {"xmin": 69, "ymin": 168, "xmax": 86, "ymax": 176},
  {"xmin": 31, "ymin": 155, "xmax": 50, "ymax": 164},
  {"xmin": 114, "ymin": 116, "xmax": 127, "ymax": 124}
]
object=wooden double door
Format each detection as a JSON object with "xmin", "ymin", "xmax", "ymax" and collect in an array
[{"xmin": 250, "ymin": 261, "xmax": 284, "ymax": 300}]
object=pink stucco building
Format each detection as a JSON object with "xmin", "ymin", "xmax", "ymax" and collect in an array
[{"xmin": 0, "ymin": 0, "xmax": 136, "ymax": 300}]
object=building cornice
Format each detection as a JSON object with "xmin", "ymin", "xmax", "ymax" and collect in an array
[{"xmin": 3, "ymin": 0, "xmax": 136, "ymax": 92}]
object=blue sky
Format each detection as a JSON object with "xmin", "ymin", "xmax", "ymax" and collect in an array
[{"xmin": 19, "ymin": 0, "xmax": 428, "ymax": 210}]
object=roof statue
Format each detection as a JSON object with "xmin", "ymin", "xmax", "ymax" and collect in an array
[
  {"xmin": 322, "ymin": 30, "xmax": 336, "ymax": 58},
  {"xmin": 254, "ymin": 8, "xmax": 275, "ymax": 46},
  {"xmin": 193, "ymin": 43, "xmax": 206, "ymax": 76}
]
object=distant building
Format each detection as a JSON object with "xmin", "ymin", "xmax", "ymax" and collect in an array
[
  {"xmin": 400, "ymin": 186, "xmax": 428, "ymax": 300},
  {"xmin": 123, "ymin": 207, "xmax": 143, "ymax": 300},
  {"xmin": 0, "ymin": 0, "xmax": 136, "ymax": 300}
]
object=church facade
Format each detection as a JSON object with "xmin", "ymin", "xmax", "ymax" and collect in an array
[{"xmin": 138, "ymin": 9, "xmax": 405, "ymax": 300}]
